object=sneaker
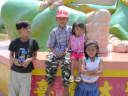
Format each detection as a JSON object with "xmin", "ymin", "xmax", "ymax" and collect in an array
[
  {"xmin": 69, "ymin": 75, "xmax": 74, "ymax": 82},
  {"xmin": 63, "ymin": 81, "xmax": 70, "ymax": 87},
  {"xmin": 75, "ymin": 76, "xmax": 81, "ymax": 82}
]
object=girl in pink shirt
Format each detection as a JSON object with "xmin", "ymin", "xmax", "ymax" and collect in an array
[{"xmin": 68, "ymin": 22, "xmax": 87, "ymax": 82}]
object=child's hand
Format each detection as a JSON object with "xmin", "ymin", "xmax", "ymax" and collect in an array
[
  {"xmin": 95, "ymin": 69, "xmax": 103, "ymax": 75},
  {"xmin": 26, "ymin": 58, "xmax": 33, "ymax": 63},
  {"xmin": 87, "ymin": 70, "xmax": 102, "ymax": 76},
  {"xmin": 13, "ymin": 58, "xmax": 22, "ymax": 67},
  {"xmin": 22, "ymin": 58, "xmax": 33, "ymax": 68},
  {"xmin": 65, "ymin": 48, "xmax": 68, "ymax": 53},
  {"xmin": 55, "ymin": 52, "xmax": 65, "ymax": 57},
  {"xmin": 58, "ymin": 52, "xmax": 65, "ymax": 57},
  {"xmin": 88, "ymin": 71, "xmax": 97, "ymax": 76},
  {"xmin": 22, "ymin": 62, "xmax": 28, "ymax": 68},
  {"xmin": 83, "ymin": 70, "xmax": 97, "ymax": 76}
]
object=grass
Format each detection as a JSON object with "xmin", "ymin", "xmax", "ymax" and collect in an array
[
  {"xmin": 0, "ymin": 24, "xmax": 9, "ymax": 41},
  {"xmin": 0, "ymin": 24, "xmax": 6, "ymax": 34}
]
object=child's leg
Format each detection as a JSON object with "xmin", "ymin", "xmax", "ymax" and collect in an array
[
  {"xmin": 61, "ymin": 56, "xmax": 71, "ymax": 86},
  {"xmin": 19, "ymin": 73, "xmax": 31, "ymax": 96},
  {"xmin": 8, "ymin": 71, "xmax": 20, "ymax": 96},
  {"xmin": 63, "ymin": 86, "xmax": 69, "ymax": 96},
  {"xmin": 45, "ymin": 53, "xmax": 58, "ymax": 96},
  {"xmin": 71, "ymin": 59, "xmax": 77, "ymax": 76},
  {"xmin": 75, "ymin": 56, "xmax": 85, "ymax": 82},
  {"xmin": 45, "ymin": 83, "xmax": 54, "ymax": 96},
  {"xmin": 45, "ymin": 54, "xmax": 58, "ymax": 83},
  {"xmin": 69, "ymin": 52, "xmax": 78, "ymax": 82},
  {"xmin": 78, "ymin": 58, "xmax": 84, "ymax": 75}
]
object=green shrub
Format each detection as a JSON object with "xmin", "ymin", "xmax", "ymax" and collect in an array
[{"xmin": 0, "ymin": 24, "xmax": 6, "ymax": 34}]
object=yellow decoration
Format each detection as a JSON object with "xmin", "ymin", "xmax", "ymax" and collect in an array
[
  {"xmin": 32, "ymin": 69, "xmax": 46, "ymax": 76},
  {"xmin": 56, "ymin": 67, "xmax": 62, "ymax": 76},
  {"xmin": 125, "ymin": 81, "xmax": 128, "ymax": 94},
  {"xmin": 34, "ymin": 79, "xmax": 48, "ymax": 96},
  {"xmin": 99, "ymin": 81, "xmax": 112, "ymax": 96},
  {"xmin": 32, "ymin": 69, "xmax": 128, "ymax": 77},
  {"xmin": 121, "ymin": 0, "xmax": 128, "ymax": 6},
  {"xmin": 74, "ymin": 68, "xmax": 78, "ymax": 76},
  {"xmin": 63, "ymin": 0, "xmax": 76, "ymax": 5},
  {"xmin": 69, "ymin": 82, "xmax": 77, "ymax": 96},
  {"xmin": 102, "ymin": 70, "xmax": 128, "ymax": 77}
]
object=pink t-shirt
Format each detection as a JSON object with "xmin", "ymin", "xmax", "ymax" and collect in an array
[{"xmin": 70, "ymin": 34, "xmax": 85, "ymax": 53}]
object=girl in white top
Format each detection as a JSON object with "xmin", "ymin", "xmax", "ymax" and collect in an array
[{"xmin": 75, "ymin": 40, "xmax": 103, "ymax": 96}]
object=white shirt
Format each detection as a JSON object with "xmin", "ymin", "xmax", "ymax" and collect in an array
[{"xmin": 81, "ymin": 57, "xmax": 101, "ymax": 83}]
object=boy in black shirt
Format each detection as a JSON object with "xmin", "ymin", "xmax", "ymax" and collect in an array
[{"xmin": 8, "ymin": 21, "xmax": 39, "ymax": 96}]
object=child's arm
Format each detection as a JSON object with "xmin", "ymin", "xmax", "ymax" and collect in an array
[
  {"xmin": 81, "ymin": 62, "xmax": 88, "ymax": 74},
  {"xmin": 9, "ymin": 41, "xmax": 21, "ymax": 67},
  {"xmin": 22, "ymin": 52, "xmax": 37, "ymax": 68},
  {"xmin": 48, "ymin": 48, "xmax": 54, "ymax": 52},
  {"xmin": 9, "ymin": 52, "xmax": 21, "ymax": 67},
  {"xmin": 66, "ymin": 37, "xmax": 71, "ymax": 53},
  {"xmin": 95, "ymin": 59, "xmax": 103, "ymax": 75},
  {"xmin": 9, "ymin": 52, "xmax": 14, "ymax": 66},
  {"xmin": 81, "ymin": 63, "xmax": 96, "ymax": 75},
  {"xmin": 86, "ymin": 35, "xmax": 89, "ymax": 41},
  {"xmin": 47, "ymin": 30, "xmax": 56, "ymax": 52},
  {"xmin": 23, "ymin": 40, "xmax": 39, "ymax": 68},
  {"xmin": 87, "ymin": 59, "xmax": 103, "ymax": 76}
]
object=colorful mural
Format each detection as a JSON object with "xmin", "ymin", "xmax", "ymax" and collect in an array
[
  {"xmin": 1, "ymin": 0, "xmax": 128, "ymax": 51},
  {"xmin": 31, "ymin": 69, "xmax": 128, "ymax": 96}
]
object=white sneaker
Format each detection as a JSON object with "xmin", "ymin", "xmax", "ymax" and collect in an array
[
  {"xmin": 69, "ymin": 75, "xmax": 74, "ymax": 82},
  {"xmin": 75, "ymin": 76, "xmax": 81, "ymax": 82}
]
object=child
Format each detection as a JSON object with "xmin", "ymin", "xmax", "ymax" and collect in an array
[
  {"xmin": 8, "ymin": 21, "xmax": 39, "ymax": 96},
  {"xmin": 75, "ymin": 40, "xmax": 103, "ymax": 96},
  {"xmin": 45, "ymin": 9, "xmax": 72, "ymax": 96},
  {"xmin": 68, "ymin": 22, "xmax": 86, "ymax": 82}
]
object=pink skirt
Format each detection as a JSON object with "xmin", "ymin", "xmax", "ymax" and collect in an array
[{"xmin": 70, "ymin": 52, "xmax": 84, "ymax": 60}]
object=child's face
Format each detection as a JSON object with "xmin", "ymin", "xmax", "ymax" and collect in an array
[
  {"xmin": 75, "ymin": 26, "xmax": 84, "ymax": 36},
  {"xmin": 86, "ymin": 45, "xmax": 97, "ymax": 58},
  {"xmin": 56, "ymin": 17, "xmax": 68, "ymax": 27},
  {"xmin": 18, "ymin": 27, "xmax": 30, "ymax": 39}
]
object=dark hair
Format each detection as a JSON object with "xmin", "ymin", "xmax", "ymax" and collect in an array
[
  {"xmin": 72, "ymin": 22, "xmax": 86, "ymax": 35},
  {"xmin": 84, "ymin": 40, "xmax": 99, "ymax": 59},
  {"xmin": 16, "ymin": 21, "xmax": 30, "ymax": 30}
]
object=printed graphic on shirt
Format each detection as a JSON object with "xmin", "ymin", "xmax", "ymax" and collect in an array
[{"xmin": 18, "ymin": 48, "xmax": 30, "ymax": 63}]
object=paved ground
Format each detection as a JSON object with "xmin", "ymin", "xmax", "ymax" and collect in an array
[{"xmin": 0, "ymin": 40, "xmax": 10, "ymax": 59}]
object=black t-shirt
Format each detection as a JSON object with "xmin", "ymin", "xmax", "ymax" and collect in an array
[{"xmin": 9, "ymin": 38, "xmax": 39, "ymax": 73}]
